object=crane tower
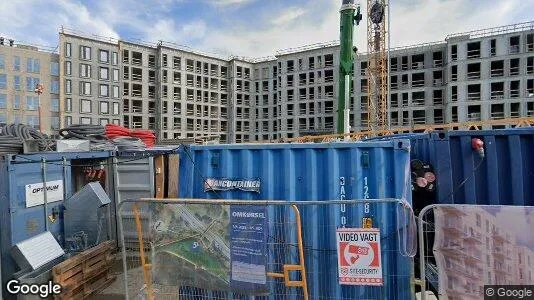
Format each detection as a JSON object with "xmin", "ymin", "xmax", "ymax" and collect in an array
[{"xmin": 366, "ymin": 0, "xmax": 389, "ymax": 133}]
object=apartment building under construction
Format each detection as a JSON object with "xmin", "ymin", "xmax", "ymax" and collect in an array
[{"xmin": 1, "ymin": 21, "xmax": 533, "ymax": 142}]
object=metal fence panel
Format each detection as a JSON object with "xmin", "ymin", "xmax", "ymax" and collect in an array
[{"xmin": 111, "ymin": 199, "xmax": 416, "ymax": 300}]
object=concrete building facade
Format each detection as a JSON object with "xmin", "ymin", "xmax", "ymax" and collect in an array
[
  {"xmin": 0, "ymin": 38, "xmax": 59, "ymax": 134},
  {"xmin": 2, "ymin": 22, "xmax": 534, "ymax": 142}
]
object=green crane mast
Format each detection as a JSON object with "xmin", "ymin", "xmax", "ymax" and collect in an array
[{"xmin": 337, "ymin": 0, "xmax": 362, "ymax": 134}]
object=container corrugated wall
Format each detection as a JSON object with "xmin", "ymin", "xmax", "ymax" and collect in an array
[
  {"xmin": 179, "ymin": 141, "xmax": 413, "ymax": 300},
  {"xmin": 0, "ymin": 151, "xmax": 112, "ymax": 298},
  {"xmin": 376, "ymin": 128, "xmax": 534, "ymax": 206}
]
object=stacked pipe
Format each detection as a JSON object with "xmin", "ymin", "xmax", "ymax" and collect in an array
[
  {"xmin": 411, "ymin": 159, "xmax": 436, "ymax": 192},
  {"xmin": 0, "ymin": 123, "xmax": 55, "ymax": 153},
  {"xmin": 105, "ymin": 124, "xmax": 156, "ymax": 149}
]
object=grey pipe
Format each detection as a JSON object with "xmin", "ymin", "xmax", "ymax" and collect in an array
[{"xmin": 41, "ymin": 158, "xmax": 49, "ymax": 231}]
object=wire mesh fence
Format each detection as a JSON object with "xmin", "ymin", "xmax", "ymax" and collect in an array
[
  {"xmin": 113, "ymin": 198, "xmax": 416, "ymax": 300},
  {"xmin": 418, "ymin": 204, "xmax": 534, "ymax": 300}
]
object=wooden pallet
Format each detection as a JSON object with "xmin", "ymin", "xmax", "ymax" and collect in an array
[{"xmin": 53, "ymin": 241, "xmax": 117, "ymax": 299}]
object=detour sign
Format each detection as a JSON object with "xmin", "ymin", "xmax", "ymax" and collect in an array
[{"xmin": 336, "ymin": 228, "xmax": 383, "ymax": 286}]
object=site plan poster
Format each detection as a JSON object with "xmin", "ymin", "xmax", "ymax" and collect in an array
[
  {"xmin": 230, "ymin": 205, "xmax": 269, "ymax": 294},
  {"xmin": 149, "ymin": 203, "xmax": 268, "ymax": 295}
]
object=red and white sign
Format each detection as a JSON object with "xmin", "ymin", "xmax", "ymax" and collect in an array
[{"xmin": 336, "ymin": 228, "xmax": 383, "ymax": 286}]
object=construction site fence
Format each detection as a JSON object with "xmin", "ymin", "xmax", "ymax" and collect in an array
[
  {"xmin": 417, "ymin": 204, "xmax": 534, "ymax": 300},
  {"xmin": 115, "ymin": 198, "xmax": 417, "ymax": 300}
]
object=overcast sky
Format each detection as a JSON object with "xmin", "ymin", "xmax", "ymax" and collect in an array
[{"xmin": 0, "ymin": 0, "xmax": 533, "ymax": 57}]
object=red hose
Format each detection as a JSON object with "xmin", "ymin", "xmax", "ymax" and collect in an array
[{"xmin": 105, "ymin": 124, "xmax": 156, "ymax": 148}]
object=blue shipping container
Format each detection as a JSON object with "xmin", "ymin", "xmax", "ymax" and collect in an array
[
  {"xmin": 0, "ymin": 151, "xmax": 113, "ymax": 296},
  {"xmin": 179, "ymin": 141, "xmax": 413, "ymax": 299},
  {"xmin": 376, "ymin": 128, "xmax": 534, "ymax": 206}
]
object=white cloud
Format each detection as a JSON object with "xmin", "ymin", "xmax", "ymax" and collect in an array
[
  {"xmin": 208, "ymin": 0, "xmax": 256, "ymax": 7},
  {"xmin": 271, "ymin": 8, "xmax": 307, "ymax": 26}
]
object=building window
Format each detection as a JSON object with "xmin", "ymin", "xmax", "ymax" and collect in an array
[
  {"xmin": 13, "ymin": 56, "xmax": 20, "ymax": 71},
  {"xmin": 26, "ymin": 58, "xmax": 40, "ymax": 73},
  {"xmin": 65, "ymin": 79, "xmax": 72, "ymax": 94},
  {"xmin": 80, "ymin": 117, "xmax": 92, "ymax": 125},
  {"xmin": 65, "ymin": 98, "xmax": 72, "ymax": 112},
  {"xmin": 112, "ymin": 52, "xmax": 118, "ymax": 65},
  {"xmin": 13, "ymin": 75, "xmax": 20, "ymax": 90},
  {"xmin": 14, "ymin": 114, "xmax": 22, "ymax": 124},
  {"xmin": 13, "ymin": 95, "xmax": 21, "ymax": 109},
  {"xmin": 80, "ymin": 99, "xmax": 92, "ymax": 113},
  {"xmin": 80, "ymin": 46, "xmax": 91, "ymax": 60},
  {"xmin": 113, "ymin": 102, "xmax": 119, "ymax": 115},
  {"xmin": 112, "ymin": 86, "xmax": 119, "ymax": 98},
  {"xmin": 51, "ymin": 80, "xmax": 59, "ymax": 94},
  {"xmin": 65, "ymin": 116, "xmax": 72, "ymax": 126},
  {"xmin": 65, "ymin": 43, "xmax": 72, "ymax": 57},
  {"xmin": 99, "ymin": 50, "xmax": 109, "ymax": 63},
  {"xmin": 51, "ymin": 117, "xmax": 60, "ymax": 130},
  {"xmin": 26, "ymin": 77, "xmax": 40, "ymax": 91},
  {"xmin": 80, "ymin": 64, "xmax": 91, "ymax": 78},
  {"xmin": 26, "ymin": 96, "xmax": 39, "ymax": 110},
  {"xmin": 0, "ymin": 94, "xmax": 6, "ymax": 108},
  {"xmin": 99, "ymin": 84, "xmax": 109, "ymax": 97},
  {"xmin": 113, "ymin": 69, "xmax": 119, "ymax": 82},
  {"xmin": 0, "ymin": 113, "xmax": 5, "ymax": 125},
  {"xmin": 51, "ymin": 98, "xmax": 59, "ymax": 112},
  {"xmin": 100, "ymin": 118, "xmax": 109, "ymax": 125},
  {"xmin": 28, "ymin": 116, "xmax": 40, "ymax": 128},
  {"xmin": 0, "ymin": 54, "xmax": 4, "ymax": 69},
  {"xmin": 99, "ymin": 67, "xmax": 109, "ymax": 80},
  {"xmin": 0, "ymin": 74, "xmax": 6, "ymax": 89},
  {"xmin": 51, "ymin": 62, "xmax": 59, "ymax": 76},
  {"xmin": 100, "ymin": 101, "xmax": 109, "ymax": 114},
  {"xmin": 81, "ymin": 82, "xmax": 91, "ymax": 95},
  {"xmin": 65, "ymin": 61, "xmax": 72, "ymax": 75},
  {"xmin": 112, "ymin": 119, "xmax": 120, "ymax": 125}
]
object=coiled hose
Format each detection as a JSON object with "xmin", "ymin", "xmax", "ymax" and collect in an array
[
  {"xmin": 111, "ymin": 137, "xmax": 146, "ymax": 151},
  {"xmin": 59, "ymin": 125, "xmax": 115, "ymax": 151},
  {"xmin": 0, "ymin": 123, "xmax": 55, "ymax": 153}
]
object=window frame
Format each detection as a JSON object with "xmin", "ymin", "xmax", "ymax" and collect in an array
[
  {"xmin": 50, "ymin": 98, "xmax": 60, "ymax": 112},
  {"xmin": 81, "ymin": 81, "xmax": 91, "ymax": 96},
  {"xmin": 65, "ymin": 98, "xmax": 72, "ymax": 112},
  {"xmin": 112, "ymin": 85, "xmax": 119, "ymax": 98},
  {"xmin": 113, "ymin": 102, "xmax": 120, "ymax": 115},
  {"xmin": 100, "ymin": 101, "xmax": 109, "ymax": 114},
  {"xmin": 80, "ymin": 64, "xmax": 91, "ymax": 78},
  {"xmin": 80, "ymin": 117, "xmax": 92, "ymax": 125},
  {"xmin": 99, "ymin": 84, "xmax": 109, "ymax": 97},
  {"xmin": 112, "ymin": 52, "xmax": 118, "ymax": 65},
  {"xmin": 99, "ymin": 67, "xmax": 109, "ymax": 80},
  {"xmin": 13, "ymin": 56, "xmax": 20, "ymax": 71},
  {"xmin": 65, "ymin": 79, "xmax": 72, "ymax": 94},
  {"xmin": 99, "ymin": 49, "xmax": 109, "ymax": 63},
  {"xmin": 65, "ymin": 61, "xmax": 72, "ymax": 76},
  {"xmin": 65, "ymin": 43, "xmax": 72, "ymax": 58},
  {"xmin": 80, "ymin": 99, "xmax": 92, "ymax": 113},
  {"xmin": 80, "ymin": 46, "xmax": 91, "ymax": 60}
]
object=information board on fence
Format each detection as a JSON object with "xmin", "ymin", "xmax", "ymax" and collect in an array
[
  {"xmin": 230, "ymin": 205, "xmax": 268, "ymax": 294},
  {"xmin": 336, "ymin": 228, "xmax": 383, "ymax": 286}
]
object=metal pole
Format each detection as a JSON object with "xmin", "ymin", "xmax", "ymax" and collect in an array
[
  {"xmin": 117, "ymin": 202, "xmax": 130, "ymax": 300},
  {"xmin": 38, "ymin": 94, "xmax": 43, "ymax": 133},
  {"xmin": 387, "ymin": 0, "xmax": 391, "ymax": 130},
  {"xmin": 344, "ymin": 75, "xmax": 351, "ymax": 139},
  {"xmin": 41, "ymin": 158, "xmax": 49, "ymax": 231}
]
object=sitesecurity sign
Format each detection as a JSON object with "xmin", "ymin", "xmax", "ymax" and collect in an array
[{"xmin": 336, "ymin": 228, "xmax": 383, "ymax": 286}]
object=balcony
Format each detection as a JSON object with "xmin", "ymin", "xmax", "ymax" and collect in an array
[
  {"xmin": 186, "ymin": 65, "xmax": 194, "ymax": 72},
  {"xmin": 149, "ymin": 76, "xmax": 156, "ymax": 84},
  {"xmin": 433, "ymin": 60, "xmax": 443, "ymax": 68},
  {"xmin": 412, "ymin": 62, "xmax": 424, "ymax": 70},
  {"xmin": 511, "ymin": 111, "xmax": 520, "ymax": 118},
  {"xmin": 131, "ymin": 105, "xmax": 142, "ymax": 113},
  {"xmin": 434, "ymin": 116, "xmax": 444, "ymax": 124},
  {"xmin": 401, "ymin": 63, "xmax": 408, "ymax": 70},
  {"xmin": 325, "ymin": 76, "xmax": 334, "ymax": 83},
  {"xmin": 391, "ymin": 118, "xmax": 399, "ymax": 126},
  {"xmin": 467, "ymin": 113, "xmax": 481, "ymax": 121},
  {"xmin": 467, "ymin": 50, "xmax": 481, "ymax": 59},
  {"xmin": 510, "ymin": 89, "xmax": 520, "ymax": 98},
  {"xmin": 467, "ymin": 71, "xmax": 481, "ymax": 80},
  {"xmin": 467, "ymin": 92, "xmax": 481, "ymax": 101},
  {"xmin": 412, "ymin": 80, "xmax": 425, "ymax": 88},
  {"xmin": 527, "ymin": 65, "xmax": 534, "ymax": 74},
  {"xmin": 433, "ymin": 98, "xmax": 443, "ymax": 105},
  {"xmin": 491, "ymin": 111, "xmax": 505, "ymax": 119},
  {"xmin": 131, "ymin": 58, "xmax": 142, "ymax": 66},
  {"xmin": 131, "ymin": 90, "xmax": 142, "ymax": 98},
  {"xmin": 324, "ymin": 107, "xmax": 334, "ymax": 114},
  {"xmin": 413, "ymin": 116, "xmax": 426, "ymax": 125},
  {"xmin": 131, "ymin": 73, "xmax": 142, "ymax": 82},
  {"xmin": 490, "ymin": 91, "xmax": 504, "ymax": 100},
  {"xmin": 433, "ymin": 79, "xmax": 443, "ymax": 87},
  {"xmin": 132, "ymin": 121, "xmax": 143, "ymax": 129},
  {"xmin": 491, "ymin": 69, "xmax": 504, "ymax": 77},
  {"xmin": 528, "ymin": 108, "xmax": 534, "ymax": 116},
  {"xmin": 412, "ymin": 98, "xmax": 425, "ymax": 106},
  {"xmin": 509, "ymin": 45, "xmax": 520, "ymax": 54}
]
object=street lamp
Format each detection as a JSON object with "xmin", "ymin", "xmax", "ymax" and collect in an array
[{"xmin": 34, "ymin": 83, "xmax": 44, "ymax": 132}]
